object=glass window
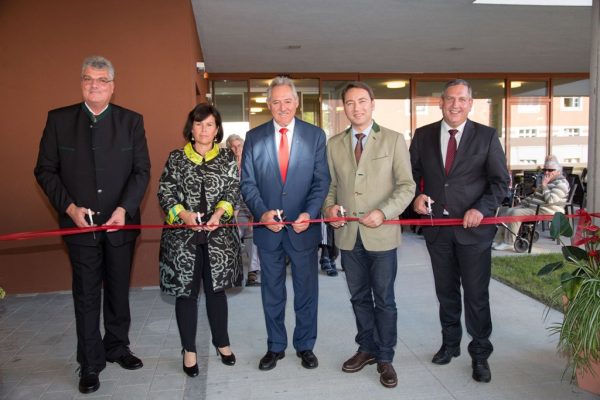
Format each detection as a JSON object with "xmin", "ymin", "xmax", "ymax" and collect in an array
[
  {"xmin": 321, "ymin": 80, "xmax": 351, "ymax": 138},
  {"xmin": 509, "ymin": 102, "xmax": 548, "ymax": 170},
  {"xmin": 363, "ymin": 78, "xmax": 411, "ymax": 145},
  {"xmin": 249, "ymin": 79, "xmax": 274, "ymax": 129},
  {"xmin": 213, "ymin": 80, "xmax": 250, "ymax": 141},
  {"xmin": 470, "ymin": 79, "xmax": 506, "ymax": 146},
  {"xmin": 510, "ymin": 80, "xmax": 548, "ymax": 97},
  {"xmin": 551, "ymin": 78, "xmax": 589, "ymax": 170},
  {"xmin": 414, "ymin": 80, "xmax": 446, "ymax": 130}
]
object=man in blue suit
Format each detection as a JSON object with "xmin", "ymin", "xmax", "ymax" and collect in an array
[{"xmin": 241, "ymin": 76, "xmax": 330, "ymax": 371}]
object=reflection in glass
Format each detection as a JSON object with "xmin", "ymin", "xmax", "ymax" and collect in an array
[
  {"xmin": 321, "ymin": 81, "xmax": 351, "ymax": 138},
  {"xmin": 363, "ymin": 79, "xmax": 411, "ymax": 145},
  {"xmin": 509, "ymin": 102, "xmax": 548, "ymax": 170},
  {"xmin": 213, "ymin": 80, "xmax": 250, "ymax": 141},
  {"xmin": 551, "ymin": 78, "xmax": 589, "ymax": 169},
  {"xmin": 510, "ymin": 80, "xmax": 548, "ymax": 97}
]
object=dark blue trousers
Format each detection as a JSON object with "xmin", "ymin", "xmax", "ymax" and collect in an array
[{"xmin": 257, "ymin": 234, "xmax": 319, "ymax": 353}]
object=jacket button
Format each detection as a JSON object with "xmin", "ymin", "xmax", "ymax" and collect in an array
[
  {"xmin": 97, "ymin": 189, "xmax": 102, "ymax": 194},
  {"xmin": 444, "ymin": 183, "xmax": 449, "ymax": 187}
]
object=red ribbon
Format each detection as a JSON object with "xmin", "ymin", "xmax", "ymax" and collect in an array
[{"xmin": 1, "ymin": 212, "xmax": 597, "ymax": 242}]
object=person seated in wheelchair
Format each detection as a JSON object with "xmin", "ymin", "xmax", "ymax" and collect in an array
[{"xmin": 493, "ymin": 155, "xmax": 569, "ymax": 252}]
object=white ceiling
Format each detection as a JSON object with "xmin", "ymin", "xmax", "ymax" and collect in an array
[{"xmin": 191, "ymin": 0, "xmax": 592, "ymax": 74}]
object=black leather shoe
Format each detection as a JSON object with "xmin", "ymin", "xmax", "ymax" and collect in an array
[
  {"xmin": 181, "ymin": 349, "xmax": 199, "ymax": 377},
  {"xmin": 431, "ymin": 344, "xmax": 460, "ymax": 365},
  {"xmin": 296, "ymin": 350, "xmax": 318, "ymax": 369},
  {"xmin": 216, "ymin": 347, "xmax": 236, "ymax": 366},
  {"xmin": 107, "ymin": 350, "xmax": 143, "ymax": 370},
  {"xmin": 78, "ymin": 368, "xmax": 100, "ymax": 394},
  {"xmin": 377, "ymin": 362, "xmax": 398, "ymax": 388},
  {"xmin": 259, "ymin": 351, "xmax": 285, "ymax": 371},
  {"xmin": 472, "ymin": 359, "xmax": 491, "ymax": 382}
]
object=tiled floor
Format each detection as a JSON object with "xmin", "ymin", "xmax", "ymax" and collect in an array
[{"xmin": 0, "ymin": 232, "xmax": 597, "ymax": 399}]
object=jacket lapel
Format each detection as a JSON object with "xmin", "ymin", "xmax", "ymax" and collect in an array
[
  {"xmin": 263, "ymin": 120, "xmax": 283, "ymax": 185},
  {"xmin": 430, "ymin": 121, "xmax": 445, "ymax": 175},
  {"xmin": 285, "ymin": 118, "xmax": 303, "ymax": 187},
  {"xmin": 360, "ymin": 124, "xmax": 380, "ymax": 162},
  {"xmin": 343, "ymin": 127, "xmax": 356, "ymax": 169}
]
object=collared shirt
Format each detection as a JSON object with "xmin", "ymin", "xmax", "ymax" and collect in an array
[
  {"xmin": 440, "ymin": 120, "xmax": 466, "ymax": 166},
  {"xmin": 351, "ymin": 120, "xmax": 374, "ymax": 150},
  {"xmin": 274, "ymin": 118, "xmax": 295, "ymax": 161},
  {"xmin": 84, "ymin": 102, "xmax": 110, "ymax": 121}
]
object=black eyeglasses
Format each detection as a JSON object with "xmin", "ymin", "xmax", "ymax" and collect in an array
[{"xmin": 543, "ymin": 169, "xmax": 555, "ymax": 172}]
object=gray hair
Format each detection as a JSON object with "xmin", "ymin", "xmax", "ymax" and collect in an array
[
  {"xmin": 225, "ymin": 134, "xmax": 244, "ymax": 149},
  {"xmin": 442, "ymin": 79, "xmax": 472, "ymax": 98},
  {"xmin": 267, "ymin": 76, "xmax": 298, "ymax": 102},
  {"xmin": 544, "ymin": 154, "xmax": 563, "ymax": 173},
  {"xmin": 81, "ymin": 55, "xmax": 115, "ymax": 80}
]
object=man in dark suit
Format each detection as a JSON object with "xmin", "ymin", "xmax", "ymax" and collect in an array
[
  {"xmin": 34, "ymin": 56, "xmax": 150, "ymax": 394},
  {"xmin": 241, "ymin": 76, "xmax": 330, "ymax": 371},
  {"xmin": 409, "ymin": 79, "xmax": 509, "ymax": 383}
]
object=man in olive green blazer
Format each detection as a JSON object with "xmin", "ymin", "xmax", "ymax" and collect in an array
[{"xmin": 323, "ymin": 82, "xmax": 415, "ymax": 389}]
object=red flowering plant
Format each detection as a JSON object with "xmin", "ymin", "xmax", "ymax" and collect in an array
[{"xmin": 537, "ymin": 210, "xmax": 600, "ymax": 381}]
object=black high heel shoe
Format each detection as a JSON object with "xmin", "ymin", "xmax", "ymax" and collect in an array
[
  {"xmin": 181, "ymin": 349, "xmax": 199, "ymax": 377},
  {"xmin": 216, "ymin": 346, "xmax": 236, "ymax": 366}
]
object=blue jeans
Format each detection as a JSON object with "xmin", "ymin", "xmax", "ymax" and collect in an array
[{"xmin": 341, "ymin": 233, "xmax": 398, "ymax": 362}]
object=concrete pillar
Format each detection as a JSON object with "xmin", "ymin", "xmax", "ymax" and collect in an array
[{"xmin": 589, "ymin": 0, "xmax": 599, "ymax": 212}]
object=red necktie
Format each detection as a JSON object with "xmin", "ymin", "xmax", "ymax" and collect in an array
[
  {"xmin": 355, "ymin": 133, "xmax": 365, "ymax": 163},
  {"xmin": 279, "ymin": 127, "xmax": 289, "ymax": 183},
  {"xmin": 445, "ymin": 129, "xmax": 458, "ymax": 175}
]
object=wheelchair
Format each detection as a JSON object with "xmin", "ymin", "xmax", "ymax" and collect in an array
[
  {"xmin": 497, "ymin": 204, "xmax": 542, "ymax": 254},
  {"xmin": 512, "ymin": 222, "xmax": 540, "ymax": 253}
]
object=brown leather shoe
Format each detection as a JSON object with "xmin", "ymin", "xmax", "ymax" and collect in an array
[
  {"xmin": 342, "ymin": 351, "xmax": 376, "ymax": 373},
  {"xmin": 377, "ymin": 362, "xmax": 397, "ymax": 388}
]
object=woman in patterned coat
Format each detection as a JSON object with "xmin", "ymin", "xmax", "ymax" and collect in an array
[{"xmin": 158, "ymin": 104, "xmax": 242, "ymax": 377}]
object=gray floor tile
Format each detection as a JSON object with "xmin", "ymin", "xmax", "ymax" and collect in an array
[
  {"xmin": 40, "ymin": 390, "xmax": 77, "ymax": 400},
  {"xmin": 112, "ymin": 384, "xmax": 151, "ymax": 400},
  {"xmin": 1, "ymin": 232, "xmax": 597, "ymax": 399}
]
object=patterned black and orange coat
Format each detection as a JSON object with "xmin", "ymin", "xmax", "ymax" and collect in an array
[{"xmin": 158, "ymin": 143, "xmax": 243, "ymax": 296}]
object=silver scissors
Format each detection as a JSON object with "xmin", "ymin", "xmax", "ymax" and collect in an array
[
  {"xmin": 276, "ymin": 209, "xmax": 288, "ymax": 229},
  {"xmin": 87, "ymin": 209, "xmax": 96, "ymax": 239},
  {"xmin": 339, "ymin": 205, "xmax": 347, "ymax": 227},
  {"xmin": 426, "ymin": 196, "xmax": 433, "ymax": 226}
]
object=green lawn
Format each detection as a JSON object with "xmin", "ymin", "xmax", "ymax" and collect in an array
[{"xmin": 491, "ymin": 253, "xmax": 564, "ymax": 310}]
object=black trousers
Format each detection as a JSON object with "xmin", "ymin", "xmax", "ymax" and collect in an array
[
  {"xmin": 425, "ymin": 227, "xmax": 494, "ymax": 361},
  {"xmin": 176, "ymin": 243, "xmax": 229, "ymax": 352},
  {"xmin": 66, "ymin": 235, "xmax": 135, "ymax": 370}
]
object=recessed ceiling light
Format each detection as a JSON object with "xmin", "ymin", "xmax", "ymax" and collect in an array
[
  {"xmin": 473, "ymin": 0, "xmax": 590, "ymax": 6},
  {"xmin": 254, "ymin": 97, "xmax": 267, "ymax": 103},
  {"xmin": 250, "ymin": 107, "xmax": 263, "ymax": 113},
  {"xmin": 386, "ymin": 81, "xmax": 407, "ymax": 89}
]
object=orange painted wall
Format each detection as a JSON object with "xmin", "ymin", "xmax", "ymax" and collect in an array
[{"xmin": 0, "ymin": 0, "xmax": 205, "ymax": 293}]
